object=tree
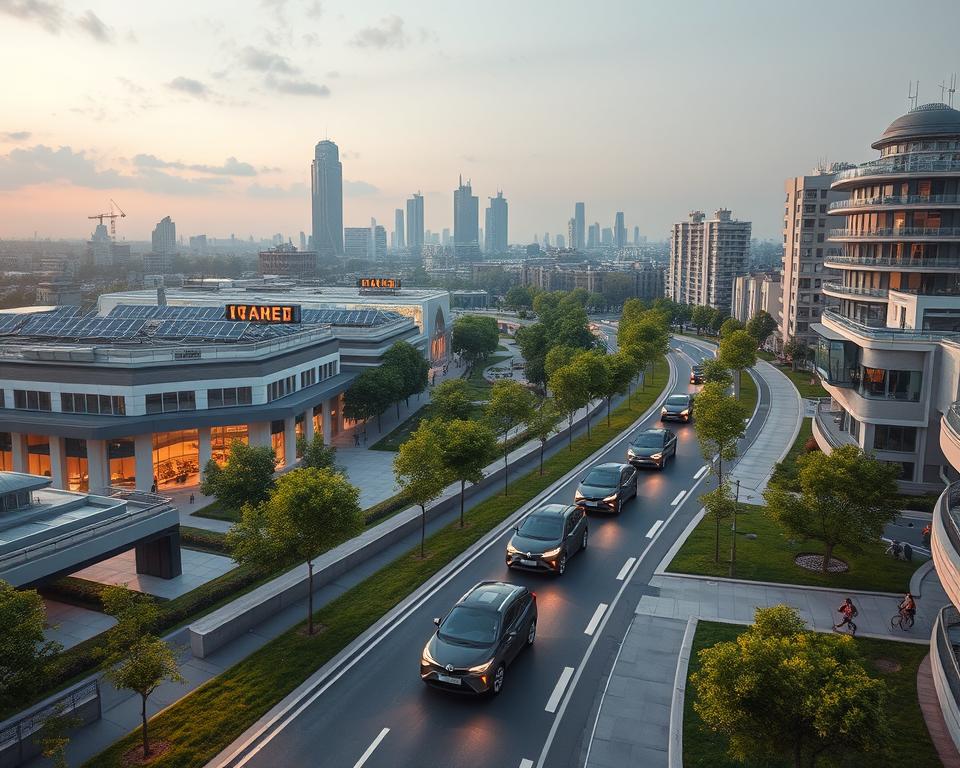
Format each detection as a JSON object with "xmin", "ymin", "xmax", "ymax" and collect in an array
[
  {"xmin": 35, "ymin": 704, "xmax": 80, "ymax": 768},
  {"xmin": 691, "ymin": 605, "xmax": 889, "ymax": 768},
  {"xmin": 690, "ymin": 305, "xmax": 713, "ymax": 334},
  {"xmin": 601, "ymin": 273, "xmax": 635, "ymax": 306},
  {"xmin": 395, "ymin": 421, "xmax": 452, "ymax": 556},
  {"xmin": 601, "ymin": 351, "xmax": 637, "ymax": 422},
  {"xmin": 382, "ymin": 341, "xmax": 429, "ymax": 406},
  {"xmin": 549, "ymin": 362, "xmax": 590, "ymax": 449},
  {"xmin": 576, "ymin": 351, "xmax": 609, "ymax": 437},
  {"xmin": 504, "ymin": 285, "xmax": 534, "ymax": 310},
  {"xmin": 344, "ymin": 366, "xmax": 401, "ymax": 430},
  {"xmin": 719, "ymin": 317, "xmax": 744, "ymax": 339},
  {"xmin": 718, "ymin": 329, "xmax": 758, "ymax": 399},
  {"xmin": 746, "ymin": 310, "xmax": 777, "ymax": 348},
  {"xmin": 700, "ymin": 482, "xmax": 737, "ymax": 565},
  {"xmin": 619, "ymin": 312, "xmax": 670, "ymax": 378},
  {"xmin": 0, "ymin": 581, "xmax": 60, "ymax": 712},
  {"xmin": 199, "ymin": 441, "xmax": 275, "ymax": 514},
  {"xmin": 452, "ymin": 315, "xmax": 499, "ymax": 365},
  {"xmin": 783, "ymin": 337, "xmax": 809, "ymax": 372},
  {"xmin": 527, "ymin": 398, "xmax": 562, "ymax": 474},
  {"xmin": 485, "ymin": 379, "xmax": 536, "ymax": 492},
  {"xmin": 587, "ymin": 291, "xmax": 607, "ymax": 312},
  {"xmin": 694, "ymin": 381, "xmax": 748, "ymax": 486},
  {"xmin": 297, "ymin": 434, "xmax": 338, "ymax": 472},
  {"xmin": 438, "ymin": 419, "xmax": 498, "ymax": 526},
  {"xmin": 544, "ymin": 344, "xmax": 580, "ymax": 380},
  {"xmin": 763, "ymin": 445, "xmax": 900, "ymax": 573},
  {"xmin": 228, "ymin": 468, "xmax": 363, "ymax": 634},
  {"xmin": 430, "ymin": 378, "xmax": 474, "ymax": 421},
  {"xmin": 701, "ymin": 358, "xmax": 732, "ymax": 386},
  {"xmin": 620, "ymin": 297, "xmax": 647, "ymax": 328}
]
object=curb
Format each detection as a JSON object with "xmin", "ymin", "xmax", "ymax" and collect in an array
[
  {"xmin": 655, "ymin": 508, "xmax": 706, "ymax": 574},
  {"xmin": 667, "ymin": 616, "xmax": 698, "ymax": 768},
  {"xmin": 911, "ymin": 558, "xmax": 936, "ymax": 599},
  {"xmin": 655, "ymin": 570, "xmax": 909, "ymax": 599}
]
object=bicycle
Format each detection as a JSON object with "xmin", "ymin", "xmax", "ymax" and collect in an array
[{"xmin": 891, "ymin": 611, "xmax": 915, "ymax": 631}]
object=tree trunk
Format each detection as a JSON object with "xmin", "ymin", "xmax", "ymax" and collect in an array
[
  {"xmin": 396, "ymin": 401, "xmax": 401, "ymax": 418},
  {"xmin": 141, "ymin": 693, "xmax": 149, "ymax": 756},
  {"xmin": 822, "ymin": 541, "xmax": 835, "ymax": 573},
  {"xmin": 606, "ymin": 397, "xmax": 611, "ymax": 427},
  {"xmin": 503, "ymin": 446, "xmax": 509, "ymax": 494},
  {"xmin": 459, "ymin": 479, "xmax": 465, "ymax": 527},
  {"xmin": 568, "ymin": 414, "xmax": 573, "ymax": 449},
  {"xmin": 586, "ymin": 405, "xmax": 591, "ymax": 438},
  {"xmin": 539, "ymin": 440, "xmax": 545, "ymax": 475},
  {"xmin": 714, "ymin": 512, "xmax": 720, "ymax": 563},
  {"xmin": 307, "ymin": 560, "xmax": 314, "ymax": 635},
  {"xmin": 377, "ymin": 412, "xmax": 382, "ymax": 431},
  {"xmin": 420, "ymin": 504, "xmax": 426, "ymax": 558}
]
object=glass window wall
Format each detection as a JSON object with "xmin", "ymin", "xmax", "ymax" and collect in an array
[
  {"xmin": 211, "ymin": 425, "xmax": 249, "ymax": 466},
  {"xmin": 152, "ymin": 430, "xmax": 199, "ymax": 489},
  {"xmin": 108, "ymin": 439, "xmax": 136, "ymax": 488},
  {"xmin": 65, "ymin": 438, "xmax": 88, "ymax": 491}
]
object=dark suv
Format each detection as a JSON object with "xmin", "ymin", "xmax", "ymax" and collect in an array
[
  {"xmin": 420, "ymin": 581, "xmax": 537, "ymax": 695},
  {"xmin": 574, "ymin": 462, "xmax": 638, "ymax": 513},
  {"xmin": 661, "ymin": 393, "xmax": 694, "ymax": 422},
  {"xmin": 689, "ymin": 365, "xmax": 705, "ymax": 384},
  {"xmin": 627, "ymin": 428, "xmax": 678, "ymax": 470},
  {"xmin": 506, "ymin": 504, "xmax": 588, "ymax": 575}
]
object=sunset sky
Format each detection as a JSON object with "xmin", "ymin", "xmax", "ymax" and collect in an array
[{"xmin": 1, "ymin": 0, "xmax": 959, "ymax": 242}]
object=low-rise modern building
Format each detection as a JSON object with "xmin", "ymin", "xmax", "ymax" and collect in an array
[{"xmin": 258, "ymin": 245, "xmax": 318, "ymax": 277}]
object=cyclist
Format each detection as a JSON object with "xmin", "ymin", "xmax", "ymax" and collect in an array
[
  {"xmin": 898, "ymin": 592, "xmax": 917, "ymax": 626},
  {"xmin": 834, "ymin": 598, "xmax": 858, "ymax": 636}
]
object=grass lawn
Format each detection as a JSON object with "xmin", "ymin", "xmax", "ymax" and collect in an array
[
  {"xmin": 667, "ymin": 502, "xmax": 922, "ymax": 593},
  {"xmin": 83, "ymin": 358, "xmax": 670, "ymax": 768},
  {"xmin": 370, "ymin": 402, "xmax": 486, "ymax": 452},
  {"xmin": 775, "ymin": 364, "xmax": 828, "ymax": 399},
  {"xmin": 738, "ymin": 370, "xmax": 758, "ymax": 415},
  {"xmin": 191, "ymin": 499, "xmax": 239, "ymax": 523},
  {"xmin": 463, "ymin": 353, "xmax": 513, "ymax": 400},
  {"xmin": 684, "ymin": 621, "xmax": 940, "ymax": 768}
]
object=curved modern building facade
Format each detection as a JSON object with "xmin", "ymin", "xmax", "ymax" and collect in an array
[{"xmin": 812, "ymin": 103, "xmax": 960, "ymax": 492}]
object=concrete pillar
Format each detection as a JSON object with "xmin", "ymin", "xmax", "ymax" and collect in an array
[
  {"xmin": 134, "ymin": 433, "xmax": 154, "ymax": 491},
  {"xmin": 11, "ymin": 433, "xmax": 28, "ymax": 473},
  {"xmin": 248, "ymin": 421, "xmax": 271, "ymax": 448},
  {"xmin": 135, "ymin": 528, "xmax": 182, "ymax": 579},
  {"xmin": 49, "ymin": 436, "xmax": 67, "ymax": 490},
  {"xmin": 283, "ymin": 416, "xmax": 297, "ymax": 468},
  {"xmin": 321, "ymin": 400, "xmax": 333, "ymax": 444},
  {"xmin": 337, "ymin": 394, "xmax": 345, "ymax": 432},
  {"xmin": 198, "ymin": 427, "xmax": 212, "ymax": 473},
  {"xmin": 86, "ymin": 439, "xmax": 108, "ymax": 492},
  {"xmin": 303, "ymin": 409, "xmax": 315, "ymax": 444}
]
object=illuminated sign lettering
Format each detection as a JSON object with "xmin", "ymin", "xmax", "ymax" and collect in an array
[
  {"xmin": 357, "ymin": 277, "xmax": 401, "ymax": 290},
  {"xmin": 224, "ymin": 304, "xmax": 302, "ymax": 323}
]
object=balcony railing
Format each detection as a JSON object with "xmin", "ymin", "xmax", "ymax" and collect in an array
[
  {"xmin": 829, "ymin": 194, "xmax": 960, "ymax": 211},
  {"xmin": 933, "ymin": 604, "xmax": 960, "ymax": 727},
  {"xmin": 830, "ymin": 227, "xmax": 960, "ymax": 239},
  {"xmin": 948, "ymin": 402, "xmax": 960, "ymax": 439},
  {"xmin": 823, "ymin": 253, "xmax": 960, "ymax": 269},
  {"xmin": 821, "ymin": 308, "xmax": 960, "ymax": 341},
  {"xmin": 822, "ymin": 282, "xmax": 889, "ymax": 299},
  {"xmin": 813, "ymin": 401, "xmax": 858, "ymax": 450},
  {"xmin": 835, "ymin": 157, "xmax": 960, "ymax": 182}
]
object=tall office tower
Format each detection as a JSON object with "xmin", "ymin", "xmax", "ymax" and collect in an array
[
  {"xmin": 587, "ymin": 223, "xmax": 600, "ymax": 248},
  {"xmin": 667, "ymin": 209, "xmax": 751, "ymax": 311},
  {"xmin": 406, "ymin": 192, "xmax": 424, "ymax": 251},
  {"xmin": 810, "ymin": 102, "xmax": 960, "ymax": 493},
  {"xmin": 601, "ymin": 227, "xmax": 613, "ymax": 246},
  {"xmin": 442, "ymin": 228, "xmax": 451, "ymax": 246},
  {"xmin": 310, "ymin": 139, "xmax": 343, "ymax": 256},
  {"xmin": 299, "ymin": 231, "xmax": 307, "ymax": 251},
  {"xmin": 394, "ymin": 208, "xmax": 405, "ymax": 250},
  {"xmin": 454, "ymin": 175, "xmax": 480, "ymax": 258},
  {"xmin": 614, "ymin": 212, "xmax": 626, "ymax": 248},
  {"xmin": 483, "ymin": 190, "xmax": 508, "ymax": 254},
  {"xmin": 373, "ymin": 224, "xmax": 387, "ymax": 260},
  {"xmin": 90, "ymin": 223, "xmax": 112, "ymax": 267},
  {"xmin": 574, "ymin": 202, "xmax": 585, "ymax": 249},
  {"xmin": 544, "ymin": 233, "xmax": 551, "ymax": 248},
  {"xmin": 344, "ymin": 227, "xmax": 372, "ymax": 259},
  {"xmin": 780, "ymin": 165, "xmax": 850, "ymax": 350},
  {"xmin": 568, "ymin": 218, "xmax": 576, "ymax": 250},
  {"xmin": 633, "ymin": 225, "xmax": 640, "ymax": 245},
  {"xmin": 479, "ymin": 228, "xmax": 484, "ymax": 252},
  {"xmin": 152, "ymin": 216, "xmax": 176, "ymax": 256},
  {"xmin": 556, "ymin": 234, "xmax": 566, "ymax": 249}
]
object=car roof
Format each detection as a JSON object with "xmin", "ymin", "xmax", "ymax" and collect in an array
[
  {"xmin": 460, "ymin": 581, "xmax": 522, "ymax": 612},
  {"xmin": 667, "ymin": 392, "xmax": 692, "ymax": 399},
  {"xmin": 528, "ymin": 503, "xmax": 573, "ymax": 518},
  {"xmin": 589, "ymin": 462, "xmax": 630, "ymax": 471},
  {"xmin": 635, "ymin": 428, "xmax": 667, "ymax": 437}
]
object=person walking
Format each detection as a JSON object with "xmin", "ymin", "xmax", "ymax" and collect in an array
[
  {"xmin": 354, "ymin": 431, "xmax": 361, "ymax": 447},
  {"xmin": 922, "ymin": 523, "xmax": 932, "ymax": 549},
  {"xmin": 833, "ymin": 598, "xmax": 858, "ymax": 636}
]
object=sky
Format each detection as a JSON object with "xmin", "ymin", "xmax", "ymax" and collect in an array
[{"xmin": 1, "ymin": 0, "xmax": 959, "ymax": 243}]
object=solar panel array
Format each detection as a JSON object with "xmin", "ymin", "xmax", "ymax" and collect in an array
[
  {"xmin": 301, "ymin": 308, "xmax": 403, "ymax": 326},
  {"xmin": 107, "ymin": 304, "xmax": 224, "ymax": 320},
  {"xmin": 20, "ymin": 315, "xmax": 147, "ymax": 339},
  {"xmin": 0, "ymin": 306, "xmax": 82, "ymax": 335},
  {"xmin": 152, "ymin": 320, "xmax": 247, "ymax": 341}
]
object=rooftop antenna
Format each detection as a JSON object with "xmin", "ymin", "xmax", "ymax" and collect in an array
[
  {"xmin": 907, "ymin": 80, "xmax": 919, "ymax": 110},
  {"xmin": 950, "ymin": 74, "xmax": 957, "ymax": 108}
]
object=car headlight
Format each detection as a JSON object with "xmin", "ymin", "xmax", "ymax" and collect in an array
[
  {"xmin": 603, "ymin": 493, "xmax": 618, "ymax": 502},
  {"xmin": 661, "ymin": 407, "xmax": 668, "ymax": 414},
  {"xmin": 627, "ymin": 448, "xmax": 636, "ymax": 458},
  {"xmin": 542, "ymin": 546, "xmax": 562, "ymax": 558},
  {"xmin": 422, "ymin": 645, "xmax": 439, "ymax": 666},
  {"xmin": 650, "ymin": 453, "xmax": 663, "ymax": 460},
  {"xmin": 680, "ymin": 409, "xmax": 689, "ymax": 416},
  {"xmin": 506, "ymin": 542, "xmax": 519, "ymax": 555},
  {"xmin": 574, "ymin": 489, "xmax": 584, "ymax": 500},
  {"xmin": 468, "ymin": 659, "xmax": 494, "ymax": 674}
]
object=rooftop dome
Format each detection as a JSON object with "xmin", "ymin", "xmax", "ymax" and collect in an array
[{"xmin": 873, "ymin": 102, "xmax": 960, "ymax": 148}]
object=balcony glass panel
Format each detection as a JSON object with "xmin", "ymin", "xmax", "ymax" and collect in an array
[{"xmin": 815, "ymin": 337, "xmax": 860, "ymax": 386}]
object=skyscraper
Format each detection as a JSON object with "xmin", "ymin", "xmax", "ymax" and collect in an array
[
  {"xmin": 484, "ymin": 191, "xmax": 508, "ymax": 254},
  {"xmin": 601, "ymin": 227, "xmax": 613, "ymax": 246},
  {"xmin": 587, "ymin": 223, "xmax": 600, "ymax": 248},
  {"xmin": 145, "ymin": 216, "xmax": 176, "ymax": 273},
  {"xmin": 394, "ymin": 208, "xmax": 405, "ymax": 250},
  {"xmin": 556, "ymin": 234, "xmax": 566, "ymax": 249},
  {"xmin": 614, "ymin": 212, "xmax": 626, "ymax": 248},
  {"xmin": 574, "ymin": 202, "xmax": 585, "ymax": 250},
  {"xmin": 568, "ymin": 218, "xmax": 576, "ymax": 250},
  {"xmin": 310, "ymin": 139, "xmax": 343, "ymax": 256},
  {"xmin": 454, "ymin": 175, "xmax": 480, "ymax": 258},
  {"xmin": 633, "ymin": 225, "xmax": 640, "ymax": 245},
  {"xmin": 406, "ymin": 192, "xmax": 424, "ymax": 251}
]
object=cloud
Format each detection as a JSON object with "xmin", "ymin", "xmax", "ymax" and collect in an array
[
  {"xmin": 239, "ymin": 45, "xmax": 298, "ymax": 74},
  {"xmin": 76, "ymin": 9, "xmax": 113, "ymax": 43},
  {"xmin": 135, "ymin": 168, "xmax": 230, "ymax": 195},
  {"xmin": 264, "ymin": 75, "xmax": 330, "ymax": 97},
  {"xmin": 167, "ymin": 76, "xmax": 211, "ymax": 99},
  {"xmin": 0, "ymin": 0, "xmax": 65, "ymax": 33},
  {"xmin": 327, "ymin": 70, "xmax": 340, "ymax": 78},
  {"xmin": 1, "ymin": 131, "xmax": 32, "ymax": 142},
  {"xmin": 305, "ymin": 1, "xmax": 322, "ymax": 18},
  {"xmin": 351, "ymin": 15, "xmax": 406, "ymax": 50},
  {"xmin": 133, "ymin": 154, "xmax": 257, "ymax": 176},
  {"xmin": 344, "ymin": 179, "xmax": 379, "ymax": 197},
  {"xmin": 248, "ymin": 182, "xmax": 307, "ymax": 199},
  {"xmin": 0, "ymin": 144, "xmax": 130, "ymax": 191}
]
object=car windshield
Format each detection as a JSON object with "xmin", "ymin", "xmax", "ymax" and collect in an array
[
  {"xmin": 631, "ymin": 433, "xmax": 663, "ymax": 448},
  {"xmin": 518, "ymin": 515, "xmax": 563, "ymax": 540},
  {"xmin": 692, "ymin": 366, "xmax": 704, "ymax": 373},
  {"xmin": 666, "ymin": 395, "xmax": 689, "ymax": 406},
  {"xmin": 439, "ymin": 606, "xmax": 499, "ymax": 646},
  {"xmin": 584, "ymin": 467, "xmax": 619, "ymax": 486}
]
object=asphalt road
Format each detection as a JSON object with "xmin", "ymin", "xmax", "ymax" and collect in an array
[{"xmin": 225, "ymin": 338, "xmax": 770, "ymax": 768}]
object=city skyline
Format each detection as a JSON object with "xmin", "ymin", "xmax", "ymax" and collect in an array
[{"xmin": 0, "ymin": 1, "xmax": 959, "ymax": 241}]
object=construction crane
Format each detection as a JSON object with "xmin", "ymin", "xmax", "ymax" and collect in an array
[{"xmin": 88, "ymin": 199, "xmax": 127, "ymax": 238}]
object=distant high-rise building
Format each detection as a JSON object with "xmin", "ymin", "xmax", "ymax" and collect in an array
[
  {"xmin": 482, "ymin": 191, "xmax": 508, "ymax": 254},
  {"xmin": 633, "ymin": 225, "xmax": 640, "ymax": 245},
  {"xmin": 442, "ymin": 228, "xmax": 452, "ymax": 246},
  {"xmin": 344, "ymin": 227, "xmax": 372, "ymax": 259},
  {"xmin": 574, "ymin": 202, "xmax": 585, "ymax": 249},
  {"xmin": 146, "ymin": 215, "xmax": 177, "ymax": 272},
  {"xmin": 299, "ymin": 231, "xmax": 307, "ymax": 251},
  {"xmin": 310, "ymin": 139, "xmax": 343, "ymax": 256},
  {"xmin": 556, "ymin": 233, "xmax": 566, "ymax": 249},
  {"xmin": 601, "ymin": 227, "xmax": 613, "ymax": 246},
  {"xmin": 614, "ymin": 212, "xmax": 626, "ymax": 248},
  {"xmin": 479, "ymin": 228, "xmax": 484, "ymax": 251},
  {"xmin": 373, "ymin": 224, "xmax": 387, "ymax": 260},
  {"xmin": 587, "ymin": 223, "xmax": 600, "ymax": 248},
  {"xmin": 406, "ymin": 192, "xmax": 424, "ymax": 251},
  {"xmin": 667, "ymin": 209, "xmax": 751, "ymax": 311},
  {"xmin": 394, "ymin": 208, "xmax": 405, "ymax": 250},
  {"xmin": 568, "ymin": 218, "xmax": 576, "ymax": 251},
  {"xmin": 90, "ymin": 223, "xmax": 112, "ymax": 267},
  {"xmin": 454, "ymin": 176, "xmax": 480, "ymax": 259}
]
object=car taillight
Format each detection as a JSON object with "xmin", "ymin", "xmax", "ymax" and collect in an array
[{"xmin": 531, "ymin": 592, "xmax": 537, "ymax": 600}]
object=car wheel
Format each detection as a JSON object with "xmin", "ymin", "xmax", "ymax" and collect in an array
[
  {"xmin": 526, "ymin": 620, "xmax": 537, "ymax": 646},
  {"xmin": 558, "ymin": 552, "xmax": 567, "ymax": 575},
  {"xmin": 581, "ymin": 528, "xmax": 588, "ymax": 550},
  {"xmin": 492, "ymin": 664, "xmax": 505, "ymax": 695}
]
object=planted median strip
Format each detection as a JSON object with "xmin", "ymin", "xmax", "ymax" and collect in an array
[{"xmin": 83, "ymin": 360, "xmax": 669, "ymax": 768}]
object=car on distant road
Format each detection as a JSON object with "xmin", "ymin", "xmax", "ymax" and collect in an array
[
  {"xmin": 420, "ymin": 581, "xmax": 537, "ymax": 696},
  {"xmin": 506, "ymin": 504, "xmax": 587, "ymax": 575},
  {"xmin": 689, "ymin": 365, "xmax": 705, "ymax": 384},
  {"xmin": 627, "ymin": 428, "xmax": 678, "ymax": 470},
  {"xmin": 661, "ymin": 393, "xmax": 694, "ymax": 423},
  {"xmin": 574, "ymin": 462, "xmax": 638, "ymax": 513}
]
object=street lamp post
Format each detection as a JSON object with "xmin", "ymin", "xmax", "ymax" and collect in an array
[{"xmin": 730, "ymin": 479, "xmax": 740, "ymax": 578}]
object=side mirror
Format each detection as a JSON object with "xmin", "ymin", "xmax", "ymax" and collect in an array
[
  {"xmin": 508, "ymin": 631, "xmax": 517, "ymax": 640},
  {"xmin": 513, "ymin": 525, "xmax": 519, "ymax": 532},
  {"xmin": 433, "ymin": 617, "xmax": 440, "ymax": 626}
]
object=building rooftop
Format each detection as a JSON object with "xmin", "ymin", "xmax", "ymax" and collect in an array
[
  {"xmin": 0, "ymin": 472, "xmax": 51, "ymax": 496},
  {"xmin": 873, "ymin": 102, "xmax": 960, "ymax": 148}
]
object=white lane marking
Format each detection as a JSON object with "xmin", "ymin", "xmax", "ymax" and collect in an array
[
  {"xmin": 545, "ymin": 667, "xmax": 575, "ymax": 713},
  {"xmin": 616, "ymin": 557, "xmax": 636, "ymax": 581},
  {"xmin": 671, "ymin": 490, "xmax": 687, "ymax": 506},
  {"xmin": 584, "ymin": 603, "xmax": 608, "ymax": 636},
  {"xmin": 520, "ymin": 761, "xmax": 534, "ymax": 768},
  {"xmin": 694, "ymin": 464, "xmax": 708, "ymax": 480},
  {"xmin": 646, "ymin": 519, "xmax": 664, "ymax": 538},
  {"xmin": 353, "ymin": 728, "xmax": 389, "ymax": 768}
]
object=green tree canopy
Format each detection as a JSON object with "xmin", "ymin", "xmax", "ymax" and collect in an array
[
  {"xmin": 549, "ymin": 361, "xmax": 590, "ymax": 449},
  {"xmin": 694, "ymin": 381, "xmax": 748, "ymax": 483},
  {"xmin": 344, "ymin": 366, "xmax": 402, "ymax": 430},
  {"xmin": 526, "ymin": 398, "xmax": 562, "ymax": 474},
  {"xmin": 719, "ymin": 317, "xmax": 744, "ymax": 339},
  {"xmin": 297, "ymin": 433, "xmax": 338, "ymax": 473},
  {"xmin": 718, "ymin": 329, "xmax": 758, "ymax": 398},
  {"xmin": 701, "ymin": 357, "xmax": 732, "ymax": 386},
  {"xmin": 430, "ymin": 378, "xmax": 474, "ymax": 421},
  {"xmin": 692, "ymin": 605, "xmax": 889, "ymax": 768},
  {"xmin": 544, "ymin": 344, "xmax": 580, "ymax": 381},
  {"xmin": 485, "ymin": 379, "xmax": 536, "ymax": 491},
  {"xmin": 438, "ymin": 419, "xmax": 498, "ymax": 526},
  {"xmin": 576, "ymin": 350, "xmax": 609, "ymax": 438},
  {"xmin": 690, "ymin": 305, "xmax": 714, "ymax": 334},
  {"xmin": 764, "ymin": 444, "xmax": 900, "ymax": 572},
  {"xmin": 504, "ymin": 285, "xmax": 534, "ymax": 310},
  {"xmin": 601, "ymin": 350, "xmax": 638, "ymax": 424},
  {"xmin": 783, "ymin": 337, "xmax": 810, "ymax": 371},
  {"xmin": 382, "ymin": 340, "xmax": 430, "ymax": 405},
  {"xmin": 0, "ymin": 581, "xmax": 60, "ymax": 712},
  {"xmin": 452, "ymin": 315, "xmax": 499, "ymax": 365},
  {"xmin": 700, "ymin": 481, "xmax": 738, "ymax": 565},
  {"xmin": 395, "ymin": 420, "xmax": 453, "ymax": 556},
  {"xmin": 200, "ymin": 441, "xmax": 276, "ymax": 511},
  {"xmin": 746, "ymin": 309, "xmax": 777, "ymax": 347}
]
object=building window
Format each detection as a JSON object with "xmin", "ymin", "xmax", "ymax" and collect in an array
[
  {"xmin": 270, "ymin": 420, "xmax": 286, "ymax": 467},
  {"xmin": 301, "ymin": 369, "xmax": 317, "ymax": 388},
  {"xmin": 108, "ymin": 438, "xmax": 136, "ymax": 488},
  {"xmin": 268, "ymin": 375, "xmax": 297, "ymax": 402},
  {"xmin": 207, "ymin": 387, "xmax": 252, "ymax": 408},
  {"xmin": 0, "ymin": 432, "xmax": 12, "ymax": 471},
  {"xmin": 873, "ymin": 425, "xmax": 917, "ymax": 453},
  {"xmin": 211, "ymin": 425, "xmax": 249, "ymax": 465},
  {"xmin": 13, "ymin": 390, "xmax": 52, "ymax": 411},
  {"xmin": 26, "ymin": 434, "xmax": 50, "ymax": 477},
  {"xmin": 64, "ymin": 438, "xmax": 88, "ymax": 492},
  {"xmin": 146, "ymin": 391, "xmax": 196, "ymax": 414},
  {"xmin": 152, "ymin": 430, "xmax": 199, "ymax": 489},
  {"xmin": 61, "ymin": 392, "xmax": 126, "ymax": 415}
]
